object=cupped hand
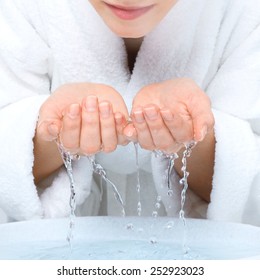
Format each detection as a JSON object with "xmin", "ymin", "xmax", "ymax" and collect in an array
[
  {"xmin": 37, "ymin": 83, "xmax": 129, "ymax": 155},
  {"xmin": 124, "ymin": 78, "xmax": 215, "ymax": 153}
]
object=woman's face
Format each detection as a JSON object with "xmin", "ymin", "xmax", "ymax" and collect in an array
[{"xmin": 89, "ymin": 0, "xmax": 178, "ymax": 38}]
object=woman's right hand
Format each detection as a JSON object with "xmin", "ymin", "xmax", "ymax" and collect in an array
[{"xmin": 37, "ymin": 83, "xmax": 130, "ymax": 155}]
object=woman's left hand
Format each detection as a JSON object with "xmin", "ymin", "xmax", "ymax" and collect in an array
[{"xmin": 124, "ymin": 78, "xmax": 215, "ymax": 154}]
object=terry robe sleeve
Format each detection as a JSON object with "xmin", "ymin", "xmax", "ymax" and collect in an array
[
  {"xmin": 206, "ymin": 14, "xmax": 260, "ymax": 224},
  {"xmin": 0, "ymin": 1, "xmax": 94, "ymax": 222},
  {"xmin": 149, "ymin": 0, "xmax": 260, "ymax": 225}
]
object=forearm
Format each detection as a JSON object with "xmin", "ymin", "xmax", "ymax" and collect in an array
[
  {"xmin": 174, "ymin": 130, "xmax": 216, "ymax": 203},
  {"xmin": 33, "ymin": 134, "xmax": 63, "ymax": 184}
]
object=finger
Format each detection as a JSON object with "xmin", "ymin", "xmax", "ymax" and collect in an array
[
  {"xmin": 123, "ymin": 122, "xmax": 138, "ymax": 142},
  {"xmin": 99, "ymin": 101, "xmax": 117, "ymax": 153},
  {"xmin": 80, "ymin": 95, "xmax": 101, "ymax": 155},
  {"xmin": 59, "ymin": 104, "xmax": 81, "ymax": 153},
  {"xmin": 192, "ymin": 113, "xmax": 215, "ymax": 142},
  {"xmin": 160, "ymin": 108, "xmax": 194, "ymax": 144},
  {"xmin": 143, "ymin": 106, "xmax": 176, "ymax": 152},
  {"xmin": 37, "ymin": 119, "xmax": 62, "ymax": 141},
  {"xmin": 115, "ymin": 112, "xmax": 130, "ymax": 146},
  {"xmin": 187, "ymin": 93, "xmax": 215, "ymax": 142},
  {"xmin": 131, "ymin": 107, "xmax": 156, "ymax": 150}
]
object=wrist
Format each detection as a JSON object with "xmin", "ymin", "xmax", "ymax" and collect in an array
[{"xmin": 33, "ymin": 131, "xmax": 63, "ymax": 184}]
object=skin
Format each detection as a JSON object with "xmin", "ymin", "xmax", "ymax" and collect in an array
[
  {"xmin": 89, "ymin": 0, "xmax": 178, "ymax": 38},
  {"xmin": 34, "ymin": 0, "xmax": 215, "ymax": 203}
]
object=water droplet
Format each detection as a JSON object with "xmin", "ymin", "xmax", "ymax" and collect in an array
[
  {"xmin": 137, "ymin": 201, "xmax": 142, "ymax": 216},
  {"xmin": 165, "ymin": 221, "xmax": 174, "ymax": 229},
  {"xmin": 167, "ymin": 190, "xmax": 174, "ymax": 197},
  {"xmin": 155, "ymin": 202, "xmax": 161, "ymax": 209},
  {"xmin": 150, "ymin": 237, "xmax": 158, "ymax": 245},
  {"xmin": 152, "ymin": 211, "xmax": 158, "ymax": 218},
  {"xmin": 126, "ymin": 223, "xmax": 134, "ymax": 230},
  {"xmin": 179, "ymin": 178, "xmax": 185, "ymax": 185}
]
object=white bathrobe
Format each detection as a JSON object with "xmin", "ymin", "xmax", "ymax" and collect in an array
[{"xmin": 0, "ymin": 0, "xmax": 260, "ymax": 225}]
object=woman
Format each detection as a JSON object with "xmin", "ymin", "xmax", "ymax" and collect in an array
[{"xmin": 0, "ymin": 0, "xmax": 259, "ymax": 225}]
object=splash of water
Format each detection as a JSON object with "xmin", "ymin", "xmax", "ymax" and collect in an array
[
  {"xmin": 152, "ymin": 196, "xmax": 162, "ymax": 218},
  {"xmin": 153, "ymin": 143, "xmax": 195, "ymax": 255},
  {"xmin": 179, "ymin": 141, "xmax": 196, "ymax": 254},
  {"xmin": 153, "ymin": 151, "xmax": 179, "ymax": 217},
  {"xmin": 153, "ymin": 150, "xmax": 179, "ymax": 193},
  {"xmin": 179, "ymin": 142, "xmax": 196, "ymax": 223},
  {"xmin": 57, "ymin": 142, "xmax": 126, "ymax": 253},
  {"xmin": 57, "ymin": 134, "xmax": 195, "ymax": 256},
  {"xmin": 166, "ymin": 153, "xmax": 179, "ymax": 196},
  {"xmin": 56, "ymin": 142, "xmax": 77, "ymax": 251},
  {"xmin": 134, "ymin": 143, "xmax": 142, "ymax": 216},
  {"xmin": 88, "ymin": 155, "xmax": 125, "ymax": 217}
]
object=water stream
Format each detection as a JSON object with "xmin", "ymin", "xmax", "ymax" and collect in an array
[
  {"xmin": 178, "ymin": 141, "xmax": 196, "ymax": 255},
  {"xmin": 58, "ymin": 139, "xmax": 196, "ymax": 257},
  {"xmin": 88, "ymin": 155, "xmax": 125, "ymax": 217},
  {"xmin": 57, "ymin": 142, "xmax": 126, "ymax": 251},
  {"xmin": 153, "ymin": 142, "xmax": 196, "ymax": 255},
  {"xmin": 56, "ymin": 142, "xmax": 77, "ymax": 251},
  {"xmin": 134, "ymin": 143, "xmax": 142, "ymax": 216}
]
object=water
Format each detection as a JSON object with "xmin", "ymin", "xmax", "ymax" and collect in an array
[
  {"xmin": 165, "ymin": 153, "xmax": 179, "ymax": 198},
  {"xmin": 153, "ymin": 143, "xmax": 196, "ymax": 254},
  {"xmin": 58, "ymin": 140, "xmax": 195, "ymax": 257},
  {"xmin": 1, "ymin": 134, "xmax": 259, "ymax": 260},
  {"xmin": 179, "ymin": 142, "xmax": 196, "ymax": 222},
  {"xmin": 167, "ymin": 153, "xmax": 179, "ymax": 191},
  {"xmin": 152, "ymin": 196, "xmax": 162, "ymax": 218},
  {"xmin": 134, "ymin": 143, "xmax": 142, "ymax": 216},
  {"xmin": 178, "ymin": 141, "xmax": 196, "ymax": 254},
  {"xmin": 2, "ymin": 238, "xmax": 257, "ymax": 260},
  {"xmin": 1, "ymin": 217, "xmax": 260, "ymax": 260},
  {"xmin": 0, "ymin": 240, "xmax": 200, "ymax": 260},
  {"xmin": 57, "ymin": 143, "xmax": 126, "ymax": 252},
  {"xmin": 88, "ymin": 156, "xmax": 125, "ymax": 216},
  {"xmin": 153, "ymin": 151, "xmax": 179, "ymax": 217},
  {"xmin": 57, "ymin": 142, "xmax": 77, "ymax": 250}
]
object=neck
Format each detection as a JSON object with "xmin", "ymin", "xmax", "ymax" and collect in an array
[{"xmin": 123, "ymin": 37, "xmax": 144, "ymax": 73}]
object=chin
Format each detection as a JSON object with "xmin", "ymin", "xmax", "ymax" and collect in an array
[
  {"xmin": 108, "ymin": 24, "xmax": 148, "ymax": 38},
  {"xmin": 113, "ymin": 29, "xmax": 147, "ymax": 38}
]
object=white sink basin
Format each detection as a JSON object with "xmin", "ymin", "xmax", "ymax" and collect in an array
[{"xmin": 0, "ymin": 217, "xmax": 260, "ymax": 260}]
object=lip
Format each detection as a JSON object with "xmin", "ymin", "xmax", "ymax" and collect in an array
[{"xmin": 104, "ymin": 2, "xmax": 155, "ymax": 20}]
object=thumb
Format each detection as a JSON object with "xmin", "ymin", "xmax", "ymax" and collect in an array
[
  {"xmin": 188, "ymin": 104, "xmax": 215, "ymax": 142},
  {"xmin": 36, "ymin": 118, "xmax": 62, "ymax": 141},
  {"xmin": 123, "ymin": 123, "xmax": 138, "ymax": 142},
  {"xmin": 36, "ymin": 100, "xmax": 63, "ymax": 141}
]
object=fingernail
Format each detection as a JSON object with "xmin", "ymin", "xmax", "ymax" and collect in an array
[
  {"xmin": 47, "ymin": 124, "xmax": 59, "ymax": 137},
  {"xmin": 200, "ymin": 126, "xmax": 208, "ymax": 141},
  {"xmin": 85, "ymin": 95, "xmax": 97, "ymax": 112},
  {"xmin": 68, "ymin": 104, "xmax": 80, "ymax": 118},
  {"xmin": 144, "ymin": 107, "xmax": 158, "ymax": 120},
  {"xmin": 161, "ymin": 109, "xmax": 173, "ymax": 121},
  {"xmin": 124, "ymin": 128, "xmax": 134, "ymax": 137},
  {"xmin": 133, "ymin": 110, "xmax": 144, "ymax": 123},
  {"xmin": 99, "ymin": 102, "xmax": 111, "ymax": 119},
  {"xmin": 114, "ymin": 112, "xmax": 122, "ymax": 125}
]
